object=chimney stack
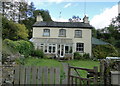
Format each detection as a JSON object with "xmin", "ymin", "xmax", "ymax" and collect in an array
[
  {"xmin": 37, "ymin": 13, "xmax": 43, "ymax": 22},
  {"xmin": 83, "ymin": 15, "xmax": 89, "ymax": 23}
]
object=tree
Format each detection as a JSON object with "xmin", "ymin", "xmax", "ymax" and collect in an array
[
  {"xmin": 27, "ymin": 2, "xmax": 36, "ymax": 18},
  {"xmin": 33, "ymin": 9, "xmax": 52, "ymax": 21},
  {"xmin": 69, "ymin": 16, "xmax": 81, "ymax": 22},
  {"xmin": 2, "ymin": 17, "xmax": 28, "ymax": 40},
  {"xmin": 1, "ymin": 1, "xmax": 28, "ymax": 22}
]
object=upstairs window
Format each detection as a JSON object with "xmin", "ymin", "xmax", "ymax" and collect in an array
[
  {"xmin": 59, "ymin": 29, "xmax": 66, "ymax": 37},
  {"xmin": 76, "ymin": 43, "xmax": 84, "ymax": 52},
  {"xmin": 43, "ymin": 29, "xmax": 50, "ymax": 37},
  {"xmin": 75, "ymin": 30, "xmax": 82, "ymax": 38}
]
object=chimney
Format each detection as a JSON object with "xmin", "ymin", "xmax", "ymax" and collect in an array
[
  {"xmin": 83, "ymin": 15, "xmax": 89, "ymax": 23},
  {"xmin": 37, "ymin": 13, "xmax": 43, "ymax": 22}
]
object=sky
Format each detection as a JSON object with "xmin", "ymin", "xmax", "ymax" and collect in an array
[{"xmin": 28, "ymin": 0, "xmax": 119, "ymax": 29}]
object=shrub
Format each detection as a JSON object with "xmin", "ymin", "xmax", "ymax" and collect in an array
[
  {"xmin": 83, "ymin": 53, "xmax": 90, "ymax": 59},
  {"xmin": 3, "ymin": 39, "xmax": 34, "ymax": 57},
  {"xmin": 74, "ymin": 52, "xmax": 82, "ymax": 60},
  {"xmin": 31, "ymin": 49, "xmax": 45, "ymax": 58},
  {"xmin": 92, "ymin": 45, "xmax": 119, "ymax": 59}
]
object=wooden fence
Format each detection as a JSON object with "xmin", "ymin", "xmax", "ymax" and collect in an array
[
  {"xmin": 68, "ymin": 65, "xmax": 99, "ymax": 85},
  {"xmin": 13, "ymin": 65, "xmax": 61, "ymax": 85}
]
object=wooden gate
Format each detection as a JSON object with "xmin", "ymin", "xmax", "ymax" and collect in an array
[
  {"xmin": 68, "ymin": 65, "xmax": 99, "ymax": 85},
  {"xmin": 13, "ymin": 65, "xmax": 60, "ymax": 84}
]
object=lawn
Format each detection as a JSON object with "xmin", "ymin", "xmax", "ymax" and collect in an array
[{"xmin": 23, "ymin": 58, "xmax": 99, "ymax": 69}]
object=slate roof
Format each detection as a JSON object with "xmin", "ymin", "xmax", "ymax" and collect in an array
[
  {"xmin": 30, "ymin": 38, "xmax": 73, "ymax": 44},
  {"xmin": 92, "ymin": 37, "xmax": 110, "ymax": 45},
  {"xmin": 33, "ymin": 21, "xmax": 93, "ymax": 29}
]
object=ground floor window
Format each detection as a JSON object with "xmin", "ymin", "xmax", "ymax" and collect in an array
[
  {"xmin": 65, "ymin": 45, "xmax": 72, "ymax": 53},
  {"xmin": 76, "ymin": 43, "xmax": 84, "ymax": 52},
  {"xmin": 48, "ymin": 44, "xmax": 56, "ymax": 53}
]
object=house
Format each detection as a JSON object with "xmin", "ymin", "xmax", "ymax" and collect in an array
[{"xmin": 31, "ymin": 14, "xmax": 93, "ymax": 59}]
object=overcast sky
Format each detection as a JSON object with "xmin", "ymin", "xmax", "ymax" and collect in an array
[{"xmin": 28, "ymin": 0, "xmax": 119, "ymax": 29}]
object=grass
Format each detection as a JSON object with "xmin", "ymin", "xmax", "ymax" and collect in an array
[
  {"xmin": 24, "ymin": 58, "xmax": 62, "ymax": 67},
  {"xmin": 66, "ymin": 60, "xmax": 100, "ymax": 78}
]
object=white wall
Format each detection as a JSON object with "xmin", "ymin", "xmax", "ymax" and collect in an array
[{"xmin": 33, "ymin": 27, "xmax": 92, "ymax": 56}]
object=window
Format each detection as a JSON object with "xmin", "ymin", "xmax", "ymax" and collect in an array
[
  {"xmin": 76, "ymin": 43, "xmax": 84, "ymax": 52},
  {"xmin": 59, "ymin": 29, "xmax": 66, "ymax": 37},
  {"xmin": 48, "ymin": 44, "xmax": 56, "ymax": 53},
  {"xmin": 75, "ymin": 30, "xmax": 82, "ymax": 38},
  {"xmin": 43, "ymin": 29, "xmax": 50, "ymax": 36},
  {"xmin": 65, "ymin": 46, "xmax": 69, "ymax": 53}
]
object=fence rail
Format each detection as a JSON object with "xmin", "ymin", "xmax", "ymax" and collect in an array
[{"xmin": 68, "ymin": 65, "xmax": 98, "ymax": 85}]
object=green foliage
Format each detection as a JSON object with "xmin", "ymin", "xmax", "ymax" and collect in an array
[
  {"xmin": 83, "ymin": 53, "xmax": 90, "ymax": 59},
  {"xmin": 2, "ymin": 17, "xmax": 28, "ymax": 40},
  {"xmin": 15, "ymin": 58, "xmax": 25, "ymax": 65},
  {"xmin": 3, "ymin": 39, "xmax": 34, "ymax": 57},
  {"xmin": 93, "ymin": 45, "xmax": 118, "ymax": 59},
  {"xmin": 74, "ymin": 52, "xmax": 82, "ymax": 60},
  {"xmin": 31, "ymin": 49, "xmax": 45, "ymax": 58},
  {"xmin": 74, "ymin": 52, "xmax": 90, "ymax": 60}
]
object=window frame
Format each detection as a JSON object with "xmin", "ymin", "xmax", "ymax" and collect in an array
[
  {"xmin": 59, "ymin": 29, "xmax": 66, "ymax": 37},
  {"xmin": 75, "ymin": 30, "xmax": 82, "ymax": 38},
  {"xmin": 43, "ymin": 29, "xmax": 50, "ymax": 37},
  {"xmin": 76, "ymin": 43, "xmax": 84, "ymax": 52}
]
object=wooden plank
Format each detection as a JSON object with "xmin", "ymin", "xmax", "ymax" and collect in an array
[
  {"xmin": 14, "ymin": 66, "xmax": 20, "ymax": 84},
  {"xmin": 20, "ymin": 65, "xmax": 25, "ymax": 84},
  {"xmin": 49, "ymin": 67, "xmax": 54, "ymax": 84},
  {"xmin": 31, "ymin": 66, "xmax": 37, "ymax": 84},
  {"xmin": 43, "ymin": 67, "xmax": 48, "ymax": 84},
  {"xmin": 37, "ymin": 67, "xmax": 43, "ymax": 84},
  {"xmin": 68, "ymin": 65, "xmax": 71, "ymax": 84},
  {"xmin": 25, "ymin": 66, "xmax": 31, "ymax": 84},
  {"xmin": 62, "ymin": 63, "xmax": 68, "ymax": 84},
  {"xmin": 55, "ymin": 67, "xmax": 60, "ymax": 84},
  {"xmin": 93, "ymin": 66, "xmax": 98, "ymax": 86},
  {"xmin": 79, "ymin": 78, "xmax": 82, "ymax": 85},
  {"xmin": 71, "ymin": 76, "xmax": 73, "ymax": 85}
]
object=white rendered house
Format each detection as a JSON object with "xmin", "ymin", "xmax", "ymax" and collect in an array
[{"xmin": 31, "ymin": 14, "xmax": 93, "ymax": 59}]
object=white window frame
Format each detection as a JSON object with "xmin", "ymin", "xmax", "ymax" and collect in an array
[
  {"xmin": 75, "ymin": 30, "xmax": 82, "ymax": 38},
  {"xmin": 43, "ymin": 29, "xmax": 50, "ymax": 37},
  {"xmin": 48, "ymin": 44, "xmax": 56, "ymax": 54},
  {"xmin": 76, "ymin": 43, "xmax": 84, "ymax": 52},
  {"xmin": 59, "ymin": 29, "xmax": 66, "ymax": 37}
]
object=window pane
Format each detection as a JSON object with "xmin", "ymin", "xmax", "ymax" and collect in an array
[
  {"xmin": 45, "ymin": 46, "xmax": 47, "ymax": 52},
  {"xmin": 43, "ymin": 29, "xmax": 50, "ymax": 36},
  {"xmin": 49, "ymin": 46, "xmax": 52, "ymax": 53},
  {"xmin": 53, "ymin": 46, "xmax": 55, "ymax": 53},
  {"xmin": 76, "ymin": 43, "xmax": 84, "ymax": 52},
  {"xmin": 59, "ymin": 29, "xmax": 66, "ymax": 36},
  {"xmin": 75, "ymin": 30, "xmax": 82, "ymax": 37},
  {"xmin": 65, "ymin": 46, "xmax": 69, "ymax": 53}
]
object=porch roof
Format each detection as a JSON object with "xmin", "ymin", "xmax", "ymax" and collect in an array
[{"xmin": 30, "ymin": 38, "xmax": 73, "ymax": 44}]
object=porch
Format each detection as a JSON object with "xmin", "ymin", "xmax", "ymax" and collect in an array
[{"xmin": 30, "ymin": 38, "xmax": 73, "ymax": 59}]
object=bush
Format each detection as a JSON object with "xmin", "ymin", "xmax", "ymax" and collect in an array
[
  {"xmin": 93, "ymin": 45, "xmax": 119, "ymax": 59},
  {"xmin": 3, "ymin": 39, "xmax": 34, "ymax": 57},
  {"xmin": 83, "ymin": 53, "xmax": 90, "ymax": 59},
  {"xmin": 74, "ymin": 52, "xmax": 82, "ymax": 60},
  {"xmin": 31, "ymin": 49, "xmax": 45, "ymax": 58}
]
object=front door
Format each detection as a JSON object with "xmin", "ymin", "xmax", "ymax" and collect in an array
[{"xmin": 57, "ymin": 44, "xmax": 64, "ymax": 57}]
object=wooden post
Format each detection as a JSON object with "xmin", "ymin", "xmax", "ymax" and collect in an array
[
  {"xmin": 100, "ymin": 60, "xmax": 105, "ymax": 85},
  {"xmin": 68, "ymin": 66, "xmax": 70, "ymax": 85},
  {"xmin": 93, "ymin": 66, "xmax": 98, "ymax": 86}
]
